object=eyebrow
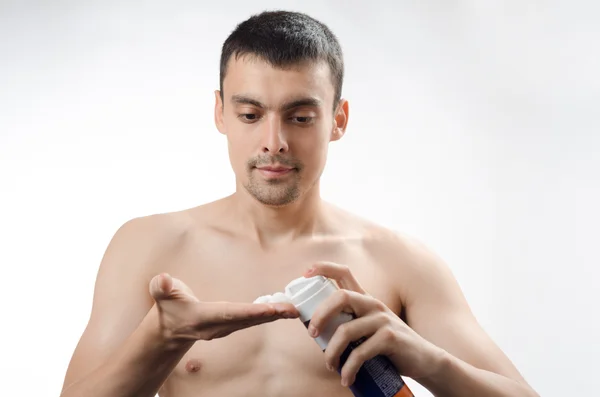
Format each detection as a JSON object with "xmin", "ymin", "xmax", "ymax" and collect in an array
[{"xmin": 231, "ymin": 94, "xmax": 322, "ymax": 111}]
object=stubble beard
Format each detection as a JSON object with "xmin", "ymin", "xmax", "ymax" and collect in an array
[
  {"xmin": 244, "ymin": 171, "xmax": 302, "ymax": 207},
  {"xmin": 244, "ymin": 155, "xmax": 304, "ymax": 207}
]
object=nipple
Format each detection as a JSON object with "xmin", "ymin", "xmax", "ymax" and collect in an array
[{"xmin": 185, "ymin": 359, "xmax": 202, "ymax": 373}]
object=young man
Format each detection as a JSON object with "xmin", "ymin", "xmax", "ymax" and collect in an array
[{"xmin": 60, "ymin": 10, "xmax": 538, "ymax": 397}]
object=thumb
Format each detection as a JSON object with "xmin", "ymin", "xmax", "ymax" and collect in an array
[{"xmin": 149, "ymin": 273, "xmax": 173, "ymax": 301}]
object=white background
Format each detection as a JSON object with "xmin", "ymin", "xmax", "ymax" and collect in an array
[{"xmin": 1, "ymin": 1, "xmax": 599, "ymax": 396}]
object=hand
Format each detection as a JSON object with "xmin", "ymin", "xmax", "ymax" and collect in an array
[
  {"xmin": 304, "ymin": 262, "xmax": 446, "ymax": 387},
  {"xmin": 149, "ymin": 273, "xmax": 299, "ymax": 344}
]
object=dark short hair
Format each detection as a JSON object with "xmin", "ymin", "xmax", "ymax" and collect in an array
[{"xmin": 219, "ymin": 10, "xmax": 344, "ymax": 110}]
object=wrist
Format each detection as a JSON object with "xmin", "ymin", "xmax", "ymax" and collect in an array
[{"xmin": 416, "ymin": 346, "xmax": 453, "ymax": 387}]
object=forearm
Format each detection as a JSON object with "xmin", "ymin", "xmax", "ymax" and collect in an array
[
  {"xmin": 61, "ymin": 307, "xmax": 195, "ymax": 397},
  {"xmin": 417, "ymin": 352, "xmax": 539, "ymax": 397}
]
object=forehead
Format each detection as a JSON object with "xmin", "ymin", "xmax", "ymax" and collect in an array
[{"xmin": 223, "ymin": 55, "xmax": 335, "ymax": 107}]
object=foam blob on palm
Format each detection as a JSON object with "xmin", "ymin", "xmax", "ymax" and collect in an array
[
  {"xmin": 253, "ymin": 292, "xmax": 292, "ymax": 304},
  {"xmin": 252, "ymin": 275, "xmax": 333, "ymax": 307}
]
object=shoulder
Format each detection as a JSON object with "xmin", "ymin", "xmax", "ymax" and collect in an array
[
  {"xmin": 366, "ymin": 226, "xmax": 466, "ymax": 312},
  {"xmin": 365, "ymin": 226, "xmax": 444, "ymax": 271},
  {"xmin": 101, "ymin": 208, "xmax": 199, "ymax": 276},
  {"xmin": 113, "ymin": 210, "xmax": 195, "ymax": 250},
  {"xmin": 328, "ymin": 203, "xmax": 436, "ymax": 263},
  {"xmin": 333, "ymin": 207, "xmax": 455, "ymax": 303}
]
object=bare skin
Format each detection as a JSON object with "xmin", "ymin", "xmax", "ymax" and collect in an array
[{"xmin": 60, "ymin": 55, "xmax": 538, "ymax": 397}]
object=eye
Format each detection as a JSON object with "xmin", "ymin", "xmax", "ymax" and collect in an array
[
  {"xmin": 238, "ymin": 113, "xmax": 260, "ymax": 123},
  {"xmin": 290, "ymin": 116, "xmax": 314, "ymax": 125}
]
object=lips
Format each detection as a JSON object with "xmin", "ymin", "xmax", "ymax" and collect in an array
[
  {"xmin": 255, "ymin": 165, "xmax": 295, "ymax": 178},
  {"xmin": 258, "ymin": 166, "xmax": 292, "ymax": 172}
]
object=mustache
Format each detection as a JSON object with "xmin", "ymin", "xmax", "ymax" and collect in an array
[{"xmin": 248, "ymin": 155, "xmax": 303, "ymax": 170}]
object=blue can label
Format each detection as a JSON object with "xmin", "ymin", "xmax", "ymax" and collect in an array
[{"xmin": 304, "ymin": 320, "xmax": 413, "ymax": 397}]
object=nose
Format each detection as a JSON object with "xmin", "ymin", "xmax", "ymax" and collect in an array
[{"xmin": 261, "ymin": 116, "xmax": 289, "ymax": 154}]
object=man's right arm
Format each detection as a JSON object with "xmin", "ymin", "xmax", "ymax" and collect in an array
[
  {"xmin": 59, "ymin": 215, "xmax": 191, "ymax": 397},
  {"xmin": 59, "ymin": 214, "xmax": 299, "ymax": 397}
]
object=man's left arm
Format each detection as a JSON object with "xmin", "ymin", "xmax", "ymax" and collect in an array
[
  {"xmin": 397, "ymin": 239, "xmax": 538, "ymax": 397},
  {"xmin": 304, "ymin": 242, "xmax": 539, "ymax": 397}
]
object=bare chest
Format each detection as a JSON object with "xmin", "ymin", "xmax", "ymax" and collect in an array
[{"xmin": 158, "ymin": 235, "xmax": 402, "ymax": 396}]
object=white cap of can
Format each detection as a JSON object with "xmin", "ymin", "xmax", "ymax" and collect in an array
[
  {"xmin": 284, "ymin": 275, "xmax": 353, "ymax": 349},
  {"xmin": 284, "ymin": 275, "xmax": 338, "ymax": 322}
]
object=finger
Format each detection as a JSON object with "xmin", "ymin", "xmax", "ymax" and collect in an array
[
  {"xmin": 198, "ymin": 301, "xmax": 299, "ymax": 326},
  {"xmin": 228, "ymin": 307, "xmax": 297, "ymax": 329},
  {"xmin": 305, "ymin": 262, "xmax": 367, "ymax": 294},
  {"xmin": 149, "ymin": 273, "xmax": 173, "ymax": 301},
  {"xmin": 308, "ymin": 289, "xmax": 379, "ymax": 337},
  {"xmin": 205, "ymin": 311, "xmax": 298, "ymax": 340},
  {"xmin": 270, "ymin": 302, "xmax": 300, "ymax": 318},
  {"xmin": 339, "ymin": 330, "xmax": 390, "ymax": 387},
  {"xmin": 197, "ymin": 302, "xmax": 300, "ymax": 340},
  {"xmin": 324, "ymin": 315, "xmax": 386, "ymax": 371}
]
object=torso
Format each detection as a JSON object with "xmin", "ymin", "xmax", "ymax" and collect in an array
[{"xmin": 153, "ymin": 199, "xmax": 407, "ymax": 397}]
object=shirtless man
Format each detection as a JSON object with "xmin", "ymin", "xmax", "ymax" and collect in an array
[{"xmin": 59, "ymin": 10, "xmax": 539, "ymax": 397}]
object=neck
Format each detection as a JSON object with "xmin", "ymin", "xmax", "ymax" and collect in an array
[{"xmin": 228, "ymin": 183, "xmax": 325, "ymax": 247}]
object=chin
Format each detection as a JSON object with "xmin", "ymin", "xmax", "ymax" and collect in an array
[
  {"xmin": 255, "ymin": 195, "xmax": 300, "ymax": 207},
  {"xmin": 246, "ymin": 186, "xmax": 301, "ymax": 207}
]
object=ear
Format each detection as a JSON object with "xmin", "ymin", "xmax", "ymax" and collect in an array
[
  {"xmin": 330, "ymin": 99, "xmax": 349, "ymax": 142},
  {"xmin": 214, "ymin": 90, "xmax": 226, "ymax": 135}
]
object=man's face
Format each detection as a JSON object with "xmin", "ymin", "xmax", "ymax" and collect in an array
[{"xmin": 215, "ymin": 56, "xmax": 348, "ymax": 207}]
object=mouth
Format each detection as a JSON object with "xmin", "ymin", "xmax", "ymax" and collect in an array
[
  {"xmin": 255, "ymin": 165, "xmax": 295, "ymax": 178},
  {"xmin": 258, "ymin": 166, "xmax": 293, "ymax": 172}
]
